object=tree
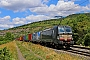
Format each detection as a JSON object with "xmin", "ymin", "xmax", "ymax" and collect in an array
[
  {"xmin": 83, "ymin": 33, "xmax": 90, "ymax": 46},
  {"xmin": 5, "ymin": 32, "xmax": 14, "ymax": 41},
  {"xmin": 76, "ymin": 14, "xmax": 89, "ymax": 22},
  {"xmin": 0, "ymin": 36, "xmax": 4, "ymax": 41}
]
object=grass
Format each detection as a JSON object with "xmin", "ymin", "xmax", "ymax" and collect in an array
[
  {"xmin": 0, "ymin": 40, "xmax": 18, "ymax": 60},
  {"xmin": 16, "ymin": 41, "xmax": 85, "ymax": 60},
  {"xmin": 16, "ymin": 41, "xmax": 43, "ymax": 60},
  {"xmin": 0, "ymin": 40, "xmax": 87, "ymax": 60}
]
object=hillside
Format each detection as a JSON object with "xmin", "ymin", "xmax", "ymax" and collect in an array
[{"xmin": 0, "ymin": 13, "xmax": 90, "ymax": 46}]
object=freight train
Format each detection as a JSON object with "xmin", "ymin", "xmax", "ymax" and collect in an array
[{"xmin": 17, "ymin": 25, "xmax": 74, "ymax": 48}]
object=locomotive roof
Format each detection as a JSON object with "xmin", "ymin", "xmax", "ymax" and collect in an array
[
  {"xmin": 42, "ymin": 28, "xmax": 52, "ymax": 31},
  {"xmin": 41, "ymin": 25, "xmax": 71, "ymax": 32}
]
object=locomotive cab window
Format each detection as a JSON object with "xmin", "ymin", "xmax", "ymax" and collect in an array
[
  {"xmin": 65, "ymin": 26, "xmax": 72, "ymax": 33},
  {"xmin": 58, "ymin": 27, "xmax": 65, "ymax": 34}
]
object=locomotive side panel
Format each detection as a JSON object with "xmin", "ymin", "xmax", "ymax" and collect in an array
[{"xmin": 40, "ymin": 28, "xmax": 53, "ymax": 42}]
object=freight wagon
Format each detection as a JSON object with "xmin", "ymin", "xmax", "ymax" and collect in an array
[
  {"xmin": 32, "ymin": 32, "xmax": 41, "ymax": 40},
  {"xmin": 23, "ymin": 34, "xmax": 32, "ymax": 41},
  {"xmin": 18, "ymin": 36, "xmax": 23, "ymax": 41}
]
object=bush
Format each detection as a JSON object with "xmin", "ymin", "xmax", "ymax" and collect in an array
[
  {"xmin": 5, "ymin": 32, "xmax": 14, "ymax": 41},
  {"xmin": 83, "ymin": 33, "xmax": 90, "ymax": 46},
  {"xmin": 0, "ymin": 32, "xmax": 14, "ymax": 45},
  {"xmin": 76, "ymin": 38, "xmax": 83, "ymax": 45},
  {"xmin": 73, "ymin": 33, "xmax": 79, "ymax": 44},
  {"xmin": 0, "ymin": 47, "xmax": 12, "ymax": 60},
  {"xmin": 0, "ymin": 36, "xmax": 4, "ymax": 41}
]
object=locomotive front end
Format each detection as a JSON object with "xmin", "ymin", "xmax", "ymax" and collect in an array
[{"xmin": 57, "ymin": 26, "xmax": 74, "ymax": 45}]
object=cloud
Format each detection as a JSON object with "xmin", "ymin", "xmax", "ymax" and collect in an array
[
  {"xmin": 0, "ymin": 0, "xmax": 45, "ymax": 12},
  {"xmin": 12, "ymin": 17, "xmax": 26, "ymax": 25},
  {"xmin": 0, "ymin": 0, "xmax": 89, "ymax": 14},
  {"xmin": 26, "ymin": 14, "xmax": 52, "ymax": 22},
  {"xmin": 0, "ymin": 16, "xmax": 14, "ymax": 29},
  {"xmin": 0, "ymin": 24, "xmax": 14, "ymax": 28},
  {"xmin": 13, "ymin": 14, "xmax": 52, "ymax": 25},
  {"xmin": 30, "ymin": 1, "xmax": 90, "ymax": 16},
  {"xmin": 88, "ymin": 4, "xmax": 90, "ymax": 8},
  {"xmin": 59, "ymin": 0, "xmax": 80, "ymax": 2},
  {"xmin": 0, "ymin": 16, "xmax": 11, "ymax": 21},
  {"xmin": 0, "ymin": 14, "xmax": 53, "ymax": 30},
  {"xmin": 0, "ymin": 0, "xmax": 90, "ymax": 30},
  {"xmin": 42, "ymin": 0, "xmax": 49, "ymax": 4}
]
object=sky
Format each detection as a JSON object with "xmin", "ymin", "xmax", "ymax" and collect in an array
[{"xmin": 0, "ymin": 0, "xmax": 90, "ymax": 30}]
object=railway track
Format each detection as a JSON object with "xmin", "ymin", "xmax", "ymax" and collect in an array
[
  {"xmin": 31, "ymin": 41, "xmax": 90, "ymax": 59},
  {"xmin": 70, "ymin": 45, "xmax": 90, "ymax": 56},
  {"xmin": 72, "ymin": 45, "xmax": 90, "ymax": 50},
  {"xmin": 48, "ymin": 45, "xmax": 90, "ymax": 60}
]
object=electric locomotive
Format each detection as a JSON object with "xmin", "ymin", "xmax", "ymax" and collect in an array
[{"xmin": 40, "ymin": 25, "xmax": 74, "ymax": 47}]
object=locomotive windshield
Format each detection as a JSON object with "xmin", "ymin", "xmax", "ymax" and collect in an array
[
  {"xmin": 58, "ymin": 27, "xmax": 65, "ymax": 34},
  {"xmin": 65, "ymin": 26, "xmax": 72, "ymax": 33},
  {"xmin": 58, "ymin": 26, "xmax": 72, "ymax": 34},
  {"xmin": 58, "ymin": 27, "xmax": 65, "ymax": 33}
]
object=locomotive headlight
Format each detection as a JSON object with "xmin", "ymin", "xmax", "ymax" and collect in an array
[
  {"xmin": 67, "ymin": 35, "xmax": 73, "ymax": 40},
  {"xmin": 60, "ymin": 35, "xmax": 64, "ymax": 38},
  {"xmin": 68, "ymin": 35, "xmax": 72, "ymax": 38},
  {"xmin": 59, "ymin": 35, "xmax": 64, "ymax": 40}
]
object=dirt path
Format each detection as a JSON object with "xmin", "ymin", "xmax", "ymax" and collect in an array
[
  {"xmin": 15, "ymin": 43, "xmax": 26, "ymax": 60},
  {"xmin": 22, "ymin": 44, "xmax": 45, "ymax": 60},
  {"xmin": 15, "ymin": 41, "xmax": 45, "ymax": 60}
]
